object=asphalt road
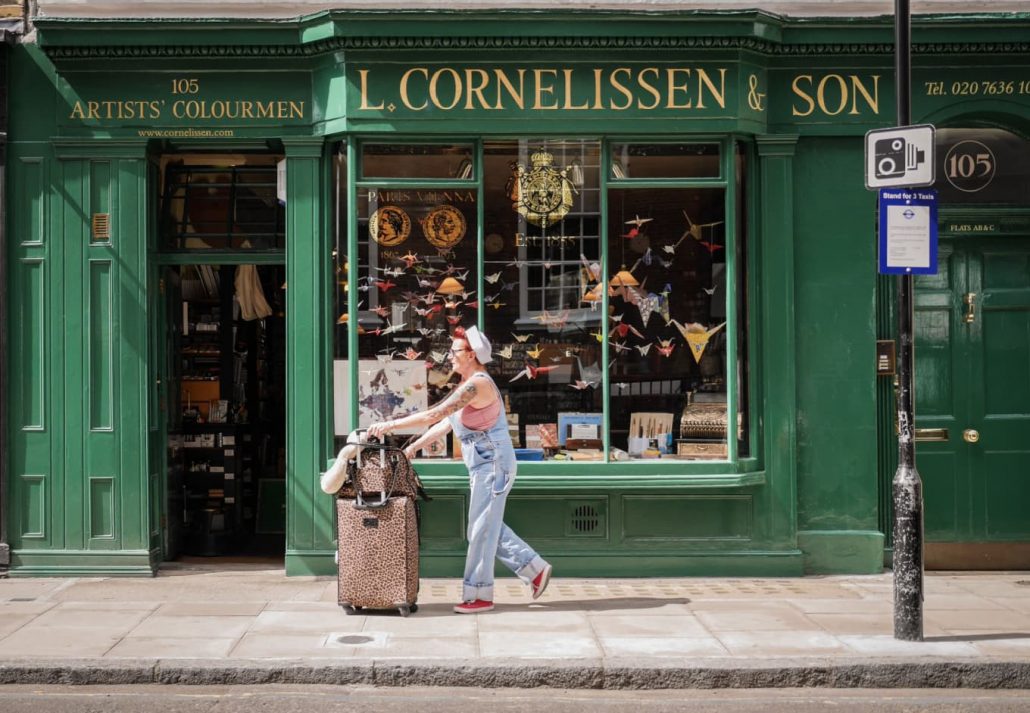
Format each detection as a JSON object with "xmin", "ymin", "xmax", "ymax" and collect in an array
[{"xmin": 1, "ymin": 685, "xmax": 1029, "ymax": 712}]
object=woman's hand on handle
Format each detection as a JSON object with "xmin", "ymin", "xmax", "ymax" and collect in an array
[{"xmin": 366, "ymin": 420, "xmax": 393, "ymax": 439}]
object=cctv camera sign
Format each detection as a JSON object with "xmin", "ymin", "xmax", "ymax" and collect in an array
[{"xmin": 865, "ymin": 124, "xmax": 936, "ymax": 189}]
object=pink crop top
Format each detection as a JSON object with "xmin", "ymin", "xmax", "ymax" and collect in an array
[{"xmin": 460, "ymin": 376, "xmax": 501, "ymax": 430}]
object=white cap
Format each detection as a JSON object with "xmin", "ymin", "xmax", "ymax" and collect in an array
[{"xmin": 465, "ymin": 326, "xmax": 493, "ymax": 364}]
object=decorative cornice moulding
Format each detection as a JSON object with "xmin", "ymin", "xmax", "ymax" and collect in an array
[{"xmin": 42, "ymin": 34, "xmax": 1030, "ymax": 59}]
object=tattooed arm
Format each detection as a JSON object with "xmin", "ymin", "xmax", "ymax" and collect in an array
[
  {"xmin": 367, "ymin": 379, "xmax": 482, "ymax": 438},
  {"xmin": 401, "ymin": 418, "xmax": 453, "ymax": 460}
]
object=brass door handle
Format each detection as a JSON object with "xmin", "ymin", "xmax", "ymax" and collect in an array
[
  {"xmin": 963, "ymin": 429, "xmax": 980, "ymax": 444},
  {"xmin": 964, "ymin": 293, "xmax": 977, "ymax": 323}
]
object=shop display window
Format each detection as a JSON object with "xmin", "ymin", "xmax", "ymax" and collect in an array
[
  {"xmin": 159, "ymin": 157, "xmax": 285, "ymax": 250},
  {"xmin": 362, "ymin": 143, "xmax": 475, "ymax": 180},
  {"xmin": 333, "ymin": 138, "xmax": 749, "ymax": 463},
  {"xmin": 610, "ymin": 143, "xmax": 720, "ymax": 180}
]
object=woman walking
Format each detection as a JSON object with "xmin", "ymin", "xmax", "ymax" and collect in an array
[{"xmin": 367, "ymin": 326, "xmax": 552, "ymax": 613}]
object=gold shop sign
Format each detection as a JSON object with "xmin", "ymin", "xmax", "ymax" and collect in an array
[
  {"xmin": 59, "ymin": 74, "xmax": 309, "ymax": 127},
  {"xmin": 353, "ymin": 64, "xmax": 734, "ymax": 116}
]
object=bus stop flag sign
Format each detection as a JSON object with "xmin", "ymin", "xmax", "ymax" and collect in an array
[{"xmin": 878, "ymin": 188, "xmax": 938, "ymax": 275}]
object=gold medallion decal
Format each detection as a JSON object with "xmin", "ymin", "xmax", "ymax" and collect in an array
[
  {"xmin": 507, "ymin": 151, "xmax": 576, "ymax": 228},
  {"xmin": 421, "ymin": 205, "xmax": 467, "ymax": 249},
  {"xmin": 369, "ymin": 206, "xmax": 411, "ymax": 246}
]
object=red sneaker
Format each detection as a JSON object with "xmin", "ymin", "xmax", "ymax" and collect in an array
[
  {"xmin": 531, "ymin": 564, "xmax": 553, "ymax": 600},
  {"xmin": 453, "ymin": 599, "xmax": 494, "ymax": 614}
]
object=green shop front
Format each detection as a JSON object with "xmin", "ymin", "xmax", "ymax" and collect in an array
[{"xmin": 4, "ymin": 10, "xmax": 1029, "ymax": 577}]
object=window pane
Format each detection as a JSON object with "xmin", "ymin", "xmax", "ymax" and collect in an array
[
  {"xmin": 735, "ymin": 142, "xmax": 750, "ymax": 457},
  {"xmin": 607, "ymin": 186, "xmax": 728, "ymax": 460},
  {"xmin": 610, "ymin": 143, "xmax": 720, "ymax": 180},
  {"xmin": 362, "ymin": 143, "xmax": 475, "ymax": 180},
  {"xmin": 160, "ymin": 158, "xmax": 285, "ymax": 250},
  {"xmin": 332, "ymin": 148, "xmax": 350, "ymax": 449},
  {"xmin": 355, "ymin": 185, "xmax": 478, "ymax": 457},
  {"xmin": 481, "ymin": 139, "xmax": 604, "ymax": 462}
]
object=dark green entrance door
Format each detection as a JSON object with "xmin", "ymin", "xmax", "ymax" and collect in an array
[{"xmin": 915, "ymin": 237, "xmax": 1030, "ymax": 568}]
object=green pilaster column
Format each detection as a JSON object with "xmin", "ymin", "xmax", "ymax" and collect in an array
[
  {"xmin": 755, "ymin": 136, "xmax": 801, "ymax": 558},
  {"xmin": 283, "ymin": 138, "xmax": 332, "ymax": 576}
]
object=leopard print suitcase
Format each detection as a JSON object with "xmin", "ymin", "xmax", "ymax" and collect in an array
[{"xmin": 336, "ymin": 495, "xmax": 419, "ymax": 616}]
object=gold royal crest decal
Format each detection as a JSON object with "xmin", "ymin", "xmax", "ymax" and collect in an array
[{"xmin": 507, "ymin": 151, "xmax": 577, "ymax": 228}]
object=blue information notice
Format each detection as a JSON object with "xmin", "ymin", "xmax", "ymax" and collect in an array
[{"xmin": 878, "ymin": 188, "xmax": 939, "ymax": 275}]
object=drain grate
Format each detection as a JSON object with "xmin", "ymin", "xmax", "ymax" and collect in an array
[{"xmin": 335, "ymin": 635, "xmax": 374, "ymax": 645}]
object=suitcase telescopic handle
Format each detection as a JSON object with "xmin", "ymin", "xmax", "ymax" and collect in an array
[{"xmin": 353, "ymin": 490, "xmax": 391, "ymax": 510}]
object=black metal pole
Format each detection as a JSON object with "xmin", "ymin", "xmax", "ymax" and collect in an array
[{"xmin": 892, "ymin": 0, "xmax": 923, "ymax": 641}]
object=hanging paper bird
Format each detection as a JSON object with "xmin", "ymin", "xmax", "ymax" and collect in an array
[
  {"xmin": 401, "ymin": 347, "xmax": 423, "ymax": 361},
  {"xmin": 575, "ymin": 357, "xmax": 602, "ymax": 383},
  {"xmin": 700, "ymin": 241, "xmax": 724, "ymax": 254},
  {"xmin": 512, "ymin": 333, "xmax": 531, "ymax": 343},
  {"xmin": 465, "ymin": 301, "xmax": 479, "ymax": 310},
  {"xmin": 443, "ymin": 298, "xmax": 463, "ymax": 310},
  {"xmin": 610, "ymin": 322, "xmax": 645, "ymax": 340},
  {"xmin": 508, "ymin": 362, "xmax": 560, "ymax": 383},
  {"xmin": 494, "ymin": 344, "xmax": 514, "ymax": 360},
  {"xmin": 417, "ymin": 278, "xmax": 439, "ymax": 289},
  {"xmin": 635, "ymin": 343, "xmax": 652, "ymax": 356},
  {"xmin": 506, "ymin": 259, "xmax": 528, "ymax": 269},
  {"xmin": 446, "ymin": 315, "xmax": 462, "ymax": 325},
  {"xmin": 656, "ymin": 338, "xmax": 676, "ymax": 357},
  {"xmin": 399, "ymin": 251, "xmax": 421, "ymax": 268},
  {"xmin": 429, "ymin": 350, "xmax": 449, "ymax": 364},
  {"xmin": 569, "ymin": 380, "xmax": 598, "ymax": 390},
  {"xmin": 485, "ymin": 271, "xmax": 503, "ymax": 284},
  {"xmin": 703, "ymin": 285, "xmax": 717, "ymax": 295},
  {"xmin": 623, "ymin": 214, "xmax": 653, "ymax": 239},
  {"xmin": 669, "ymin": 320, "xmax": 726, "ymax": 363},
  {"xmin": 375, "ymin": 279, "xmax": 398, "ymax": 292},
  {"xmin": 610, "ymin": 341, "xmax": 632, "ymax": 353},
  {"xmin": 373, "ymin": 305, "xmax": 390, "ymax": 317},
  {"xmin": 487, "ymin": 300, "xmax": 506, "ymax": 310},
  {"xmin": 382, "ymin": 266, "xmax": 405, "ymax": 278},
  {"xmin": 682, "ymin": 210, "xmax": 725, "ymax": 242},
  {"xmin": 526, "ymin": 344, "xmax": 544, "ymax": 360},
  {"xmin": 659, "ymin": 258, "xmax": 673, "ymax": 268}
]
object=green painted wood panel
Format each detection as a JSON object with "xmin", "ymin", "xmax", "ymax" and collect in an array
[
  {"xmin": 15, "ymin": 259, "xmax": 46, "ymax": 430},
  {"xmin": 88, "ymin": 260, "xmax": 114, "ymax": 430},
  {"xmin": 17, "ymin": 158, "xmax": 45, "ymax": 246},
  {"xmin": 88, "ymin": 477, "xmax": 115, "ymax": 539},
  {"xmin": 18, "ymin": 475, "xmax": 46, "ymax": 539},
  {"xmin": 419, "ymin": 495, "xmax": 466, "ymax": 549},
  {"xmin": 622, "ymin": 495, "xmax": 751, "ymax": 541}
]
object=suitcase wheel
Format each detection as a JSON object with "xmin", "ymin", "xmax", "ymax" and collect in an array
[
  {"xmin": 398, "ymin": 605, "xmax": 412, "ymax": 617},
  {"xmin": 340, "ymin": 604, "xmax": 358, "ymax": 615}
]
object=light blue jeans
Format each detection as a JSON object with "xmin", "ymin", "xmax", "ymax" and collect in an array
[{"xmin": 462, "ymin": 435, "xmax": 549, "ymax": 602}]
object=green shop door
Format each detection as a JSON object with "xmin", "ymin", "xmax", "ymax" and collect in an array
[{"xmin": 914, "ymin": 237, "xmax": 1030, "ymax": 568}]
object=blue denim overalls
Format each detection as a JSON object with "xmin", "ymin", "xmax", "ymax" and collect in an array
[{"xmin": 449, "ymin": 372, "xmax": 549, "ymax": 603}]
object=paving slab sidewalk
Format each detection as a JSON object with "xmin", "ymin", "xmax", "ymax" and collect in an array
[{"xmin": 2, "ymin": 569, "xmax": 1030, "ymax": 689}]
